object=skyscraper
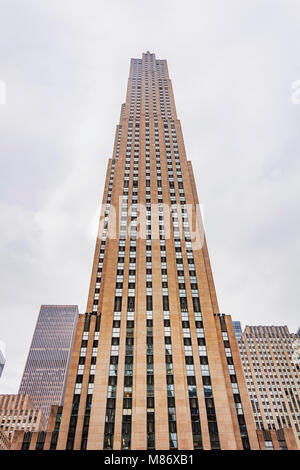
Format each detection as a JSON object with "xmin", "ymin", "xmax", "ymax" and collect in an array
[
  {"xmin": 19, "ymin": 305, "xmax": 78, "ymax": 422},
  {"xmin": 238, "ymin": 325, "xmax": 300, "ymax": 448},
  {"xmin": 233, "ymin": 321, "xmax": 243, "ymax": 341},
  {"xmin": 54, "ymin": 52, "xmax": 259, "ymax": 451}
]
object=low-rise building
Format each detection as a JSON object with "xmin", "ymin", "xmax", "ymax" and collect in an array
[{"xmin": 0, "ymin": 394, "xmax": 46, "ymax": 442}]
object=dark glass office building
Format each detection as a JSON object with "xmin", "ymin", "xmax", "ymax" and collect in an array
[{"xmin": 19, "ymin": 305, "xmax": 78, "ymax": 422}]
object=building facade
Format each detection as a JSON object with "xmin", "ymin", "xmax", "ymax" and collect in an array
[
  {"xmin": 238, "ymin": 325, "xmax": 300, "ymax": 448},
  {"xmin": 19, "ymin": 305, "xmax": 78, "ymax": 422},
  {"xmin": 233, "ymin": 321, "xmax": 243, "ymax": 342},
  {"xmin": 10, "ymin": 405, "xmax": 63, "ymax": 450},
  {"xmin": 0, "ymin": 428, "xmax": 11, "ymax": 450},
  {"xmin": 49, "ymin": 52, "xmax": 261, "ymax": 450},
  {"xmin": 0, "ymin": 394, "xmax": 46, "ymax": 441}
]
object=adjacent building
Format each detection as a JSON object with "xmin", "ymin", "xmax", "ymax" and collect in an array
[
  {"xmin": 0, "ymin": 394, "xmax": 46, "ymax": 441},
  {"xmin": 10, "ymin": 405, "xmax": 63, "ymax": 450},
  {"xmin": 256, "ymin": 427, "xmax": 298, "ymax": 450},
  {"xmin": 238, "ymin": 325, "xmax": 300, "ymax": 448},
  {"xmin": 19, "ymin": 305, "xmax": 78, "ymax": 422}
]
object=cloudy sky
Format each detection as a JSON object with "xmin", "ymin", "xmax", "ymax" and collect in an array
[{"xmin": 0, "ymin": 0, "xmax": 299, "ymax": 394}]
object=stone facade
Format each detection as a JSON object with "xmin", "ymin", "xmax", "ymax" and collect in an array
[
  {"xmin": 54, "ymin": 52, "xmax": 260, "ymax": 450},
  {"xmin": 238, "ymin": 325, "xmax": 300, "ymax": 449}
]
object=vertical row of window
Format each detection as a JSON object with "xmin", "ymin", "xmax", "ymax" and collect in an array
[
  {"xmin": 49, "ymin": 406, "xmax": 63, "ymax": 450},
  {"xmin": 163, "ymin": 122, "xmax": 202, "ymax": 448},
  {"xmin": 103, "ymin": 313, "xmax": 119, "ymax": 449},
  {"xmin": 155, "ymin": 60, "xmax": 169, "ymax": 118},
  {"xmin": 121, "ymin": 317, "xmax": 134, "ymax": 449},
  {"xmin": 146, "ymin": 311, "xmax": 155, "ymax": 449},
  {"xmin": 103, "ymin": 205, "xmax": 127, "ymax": 449},
  {"xmin": 158, "ymin": 78, "xmax": 172, "ymax": 119},
  {"xmin": 104, "ymin": 150, "xmax": 128, "ymax": 450},
  {"xmin": 66, "ymin": 313, "xmax": 100, "ymax": 450},
  {"xmin": 219, "ymin": 316, "xmax": 250, "ymax": 449},
  {"xmin": 144, "ymin": 105, "xmax": 156, "ymax": 448},
  {"xmin": 34, "ymin": 431, "xmax": 46, "ymax": 450},
  {"xmin": 150, "ymin": 54, "xmax": 157, "ymax": 118},
  {"xmin": 80, "ymin": 315, "xmax": 100, "ymax": 449},
  {"xmin": 21, "ymin": 431, "xmax": 32, "ymax": 450},
  {"xmin": 115, "ymin": 125, "xmax": 122, "ymax": 160},
  {"xmin": 96, "ymin": 114, "xmax": 124, "ymax": 449},
  {"xmin": 156, "ymin": 59, "xmax": 166, "ymax": 80},
  {"xmin": 144, "ymin": 67, "xmax": 156, "ymax": 450},
  {"xmin": 160, "ymin": 253, "xmax": 179, "ymax": 449},
  {"xmin": 131, "ymin": 55, "xmax": 171, "ymax": 120},
  {"xmin": 103, "ymin": 101, "xmax": 141, "ymax": 448},
  {"xmin": 151, "ymin": 108, "xmax": 178, "ymax": 449},
  {"xmin": 130, "ymin": 60, "xmax": 142, "ymax": 119},
  {"xmin": 121, "ymin": 206, "xmax": 137, "ymax": 449},
  {"xmin": 92, "ymin": 123, "xmax": 123, "ymax": 311},
  {"xmin": 164, "ymin": 315, "xmax": 178, "ymax": 450},
  {"xmin": 165, "ymin": 122, "xmax": 221, "ymax": 449}
]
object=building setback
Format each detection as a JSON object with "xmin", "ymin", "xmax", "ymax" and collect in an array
[
  {"xmin": 8, "ymin": 52, "xmax": 299, "ymax": 452},
  {"xmin": 54, "ymin": 52, "xmax": 259, "ymax": 450},
  {"xmin": 232, "ymin": 321, "xmax": 243, "ymax": 342},
  {"xmin": 19, "ymin": 305, "xmax": 78, "ymax": 422},
  {"xmin": 10, "ymin": 405, "xmax": 63, "ymax": 450},
  {"xmin": 0, "ymin": 394, "xmax": 46, "ymax": 441},
  {"xmin": 238, "ymin": 325, "xmax": 300, "ymax": 448}
]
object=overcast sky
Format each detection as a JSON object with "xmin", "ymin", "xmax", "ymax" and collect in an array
[{"xmin": 0, "ymin": 0, "xmax": 299, "ymax": 394}]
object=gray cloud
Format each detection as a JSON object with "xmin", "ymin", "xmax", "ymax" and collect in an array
[{"xmin": 0, "ymin": 0, "xmax": 299, "ymax": 393}]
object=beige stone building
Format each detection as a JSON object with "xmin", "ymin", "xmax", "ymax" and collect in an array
[
  {"xmin": 51, "ymin": 52, "xmax": 262, "ymax": 450},
  {"xmin": 19, "ymin": 305, "xmax": 78, "ymax": 423},
  {"xmin": 10, "ymin": 405, "xmax": 62, "ymax": 450},
  {"xmin": 238, "ymin": 325, "xmax": 300, "ymax": 449}
]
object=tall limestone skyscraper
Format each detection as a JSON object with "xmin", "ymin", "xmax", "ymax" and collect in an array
[{"xmin": 56, "ymin": 52, "xmax": 259, "ymax": 450}]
